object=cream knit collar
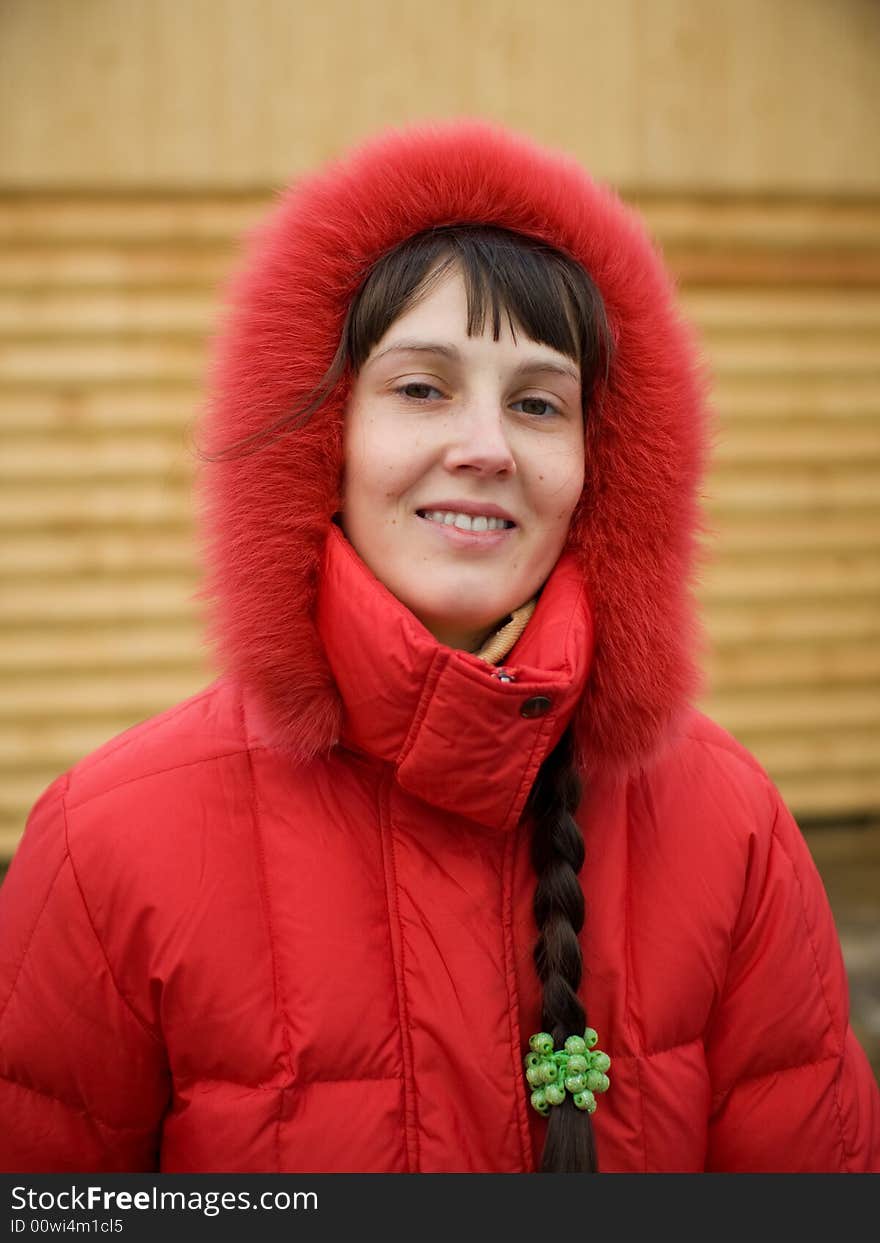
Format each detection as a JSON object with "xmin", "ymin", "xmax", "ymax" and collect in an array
[{"xmin": 472, "ymin": 598, "xmax": 538, "ymax": 665}]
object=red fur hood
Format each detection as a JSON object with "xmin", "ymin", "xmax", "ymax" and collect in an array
[{"xmin": 197, "ymin": 119, "xmax": 712, "ymax": 778}]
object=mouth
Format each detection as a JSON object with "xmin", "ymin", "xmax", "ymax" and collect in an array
[{"xmin": 415, "ymin": 508, "xmax": 517, "ymax": 533}]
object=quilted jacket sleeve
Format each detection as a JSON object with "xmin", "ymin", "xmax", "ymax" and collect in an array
[
  {"xmin": 0, "ymin": 776, "xmax": 170, "ymax": 1172},
  {"xmin": 705, "ymin": 785, "xmax": 880, "ymax": 1171}
]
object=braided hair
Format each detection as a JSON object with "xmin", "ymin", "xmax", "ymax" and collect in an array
[{"xmin": 524, "ymin": 724, "xmax": 597, "ymax": 1173}]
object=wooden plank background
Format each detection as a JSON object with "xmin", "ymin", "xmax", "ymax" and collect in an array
[
  {"xmin": 0, "ymin": 0, "xmax": 878, "ymax": 193},
  {"xmin": 1, "ymin": 190, "xmax": 878, "ymax": 857}
]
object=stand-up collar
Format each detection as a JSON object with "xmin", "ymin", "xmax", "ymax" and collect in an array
[{"xmin": 316, "ymin": 524, "xmax": 593, "ymax": 832}]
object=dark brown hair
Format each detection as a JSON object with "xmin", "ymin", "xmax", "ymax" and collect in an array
[{"xmin": 202, "ymin": 225, "xmax": 612, "ymax": 1172}]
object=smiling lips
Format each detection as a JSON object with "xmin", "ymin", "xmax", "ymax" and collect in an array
[
  {"xmin": 416, "ymin": 499, "xmax": 517, "ymax": 533},
  {"xmin": 418, "ymin": 509, "xmax": 514, "ymax": 532}
]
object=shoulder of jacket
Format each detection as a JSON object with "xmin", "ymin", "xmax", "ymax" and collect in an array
[
  {"xmin": 62, "ymin": 676, "xmax": 250, "ymax": 814},
  {"xmin": 678, "ymin": 708, "xmax": 774, "ymax": 782},
  {"xmin": 635, "ymin": 706, "xmax": 782, "ymax": 838}
]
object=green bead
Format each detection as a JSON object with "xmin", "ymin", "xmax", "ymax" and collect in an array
[
  {"xmin": 524, "ymin": 1052, "xmax": 540, "ymax": 1070},
  {"xmin": 530, "ymin": 1088, "xmax": 550, "ymax": 1116},
  {"xmin": 539, "ymin": 1060, "xmax": 558, "ymax": 1085},
  {"xmin": 545, "ymin": 1083, "xmax": 566, "ymax": 1106},
  {"xmin": 584, "ymin": 1069, "xmax": 604, "ymax": 1092},
  {"xmin": 526, "ymin": 1064, "xmax": 545, "ymax": 1088},
  {"xmin": 564, "ymin": 1072, "xmax": 587, "ymax": 1094},
  {"xmin": 595, "ymin": 1073, "xmax": 610, "ymax": 1094},
  {"xmin": 566, "ymin": 1054, "xmax": 588, "ymax": 1075},
  {"xmin": 592, "ymin": 1051, "xmax": 611, "ymax": 1073},
  {"xmin": 572, "ymin": 1090, "xmax": 597, "ymax": 1114},
  {"xmin": 529, "ymin": 1033, "xmax": 554, "ymax": 1056},
  {"xmin": 584, "ymin": 1028, "xmax": 599, "ymax": 1049},
  {"xmin": 563, "ymin": 1035, "xmax": 586, "ymax": 1056}
]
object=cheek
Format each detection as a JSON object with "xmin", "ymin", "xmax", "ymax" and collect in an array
[
  {"xmin": 534, "ymin": 443, "xmax": 585, "ymax": 525},
  {"xmin": 342, "ymin": 414, "xmax": 426, "ymax": 515}
]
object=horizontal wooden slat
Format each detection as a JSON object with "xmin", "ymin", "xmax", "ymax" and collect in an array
[
  {"xmin": 0, "ymin": 576, "xmax": 199, "ymax": 623},
  {"xmin": 705, "ymin": 639, "xmax": 880, "ymax": 689},
  {"xmin": 706, "ymin": 511, "xmax": 880, "ymax": 553},
  {"xmin": 713, "ymin": 418, "xmax": 880, "ymax": 466},
  {"xmin": 705, "ymin": 466, "xmax": 880, "ymax": 510},
  {"xmin": 0, "ymin": 671, "xmax": 208, "ymax": 720},
  {"xmin": 708, "ymin": 337, "xmax": 880, "ymax": 375},
  {"xmin": 0, "ymin": 338, "xmax": 208, "ymax": 382},
  {"xmin": 705, "ymin": 600, "xmax": 879, "ymax": 642},
  {"xmin": 0, "ymin": 437, "xmax": 196, "ymax": 479},
  {"xmin": 632, "ymin": 199, "xmax": 880, "ymax": 248},
  {"xmin": 732, "ymin": 729, "xmax": 880, "ymax": 778},
  {"xmin": 0, "ymin": 387, "xmax": 202, "ymax": 431},
  {"xmin": 0, "ymin": 485, "xmax": 192, "ymax": 527},
  {"xmin": 0, "ymin": 718, "xmax": 167, "ymax": 767},
  {"xmin": 0, "ymin": 629, "xmax": 205, "ymax": 672},
  {"xmin": 681, "ymin": 290, "xmax": 880, "ymax": 331},
  {"xmin": 0, "ymin": 531, "xmax": 197, "ymax": 575},
  {"xmin": 704, "ymin": 686, "xmax": 880, "ymax": 733},
  {"xmin": 0, "ymin": 288, "xmax": 216, "ymax": 334},
  {"xmin": 668, "ymin": 248, "xmax": 880, "ymax": 287},
  {"xmin": 0, "ymin": 244, "xmax": 231, "ymax": 288},
  {"xmin": 0, "ymin": 198, "xmax": 264, "ymax": 242},
  {"xmin": 713, "ymin": 376, "xmax": 878, "ymax": 418},
  {"xmin": 703, "ymin": 554, "xmax": 880, "ymax": 601},
  {"xmin": 761, "ymin": 771, "xmax": 880, "ymax": 819}
]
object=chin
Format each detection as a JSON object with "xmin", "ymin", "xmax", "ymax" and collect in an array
[{"xmin": 410, "ymin": 593, "xmax": 515, "ymax": 641}]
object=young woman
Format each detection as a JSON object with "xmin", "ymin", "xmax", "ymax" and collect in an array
[{"xmin": 1, "ymin": 120, "xmax": 878, "ymax": 1174}]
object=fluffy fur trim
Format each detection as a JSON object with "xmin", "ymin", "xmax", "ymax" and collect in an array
[{"xmin": 196, "ymin": 119, "xmax": 713, "ymax": 778}]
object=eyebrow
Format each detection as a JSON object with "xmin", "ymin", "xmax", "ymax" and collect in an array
[{"xmin": 368, "ymin": 340, "xmax": 581, "ymax": 385}]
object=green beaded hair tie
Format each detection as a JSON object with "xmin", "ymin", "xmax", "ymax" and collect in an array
[{"xmin": 524, "ymin": 1028, "xmax": 611, "ymax": 1117}]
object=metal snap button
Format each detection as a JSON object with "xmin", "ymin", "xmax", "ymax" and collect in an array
[{"xmin": 520, "ymin": 695, "xmax": 552, "ymax": 719}]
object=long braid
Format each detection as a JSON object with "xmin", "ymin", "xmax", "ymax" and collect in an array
[{"xmin": 525, "ymin": 724, "xmax": 598, "ymax": 1173}]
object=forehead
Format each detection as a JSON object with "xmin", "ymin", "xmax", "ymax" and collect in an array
[{"xmin": 365, "ymin": 267, "xmax": 580, "ymax": 378}]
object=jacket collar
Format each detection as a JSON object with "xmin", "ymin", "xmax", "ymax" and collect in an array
[{"xmin": 314, "ymin": 524, "xmax": 593, "ymax": 832}]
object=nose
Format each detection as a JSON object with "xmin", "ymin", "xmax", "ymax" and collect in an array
[{"xmin": 441, "ymin": 400, "xmax": 517, "ymax": 477}]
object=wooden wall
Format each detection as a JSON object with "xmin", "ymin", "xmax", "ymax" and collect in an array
[
  {"xmin": 1, "ymin": 190, "xmax": 878, "ymax": 857},
  {"xmin": 1, "ymin": 0, "xmax": 878, "ymax": 856},
  {"xmin": 0, "ymin": 0, "xmax": 877, "ymax": 192}
]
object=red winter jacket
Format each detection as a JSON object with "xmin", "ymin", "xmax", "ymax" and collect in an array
[{"xmin": 2, "ymin": 121, "xmax": 879, "ymax": 1173}]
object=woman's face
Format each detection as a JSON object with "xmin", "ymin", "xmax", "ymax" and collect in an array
[{"xmin": 340, "ymin": 266, "xmax": 585, "ymax": 651}]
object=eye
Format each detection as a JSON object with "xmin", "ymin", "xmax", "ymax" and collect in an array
[
  {"xmin": 512, "ymin": 396, "xmax": 560, "ymax": 418},
  {"xmin": 396, "ymin": 382, "xmax": 444, "ymax": 401}
]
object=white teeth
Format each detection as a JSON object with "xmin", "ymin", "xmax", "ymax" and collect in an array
[{"xmin": 421, "ymin": 509, "xmax": 512, "ymax": 532}]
